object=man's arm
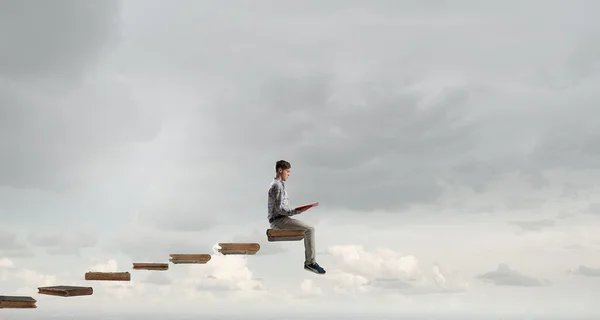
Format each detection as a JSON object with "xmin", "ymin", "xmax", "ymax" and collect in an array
[{"xmin": 269, "ymin": 183, "xmax": 297, "ymax": 216}]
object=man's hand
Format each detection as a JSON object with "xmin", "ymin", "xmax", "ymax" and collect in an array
[{"xmin": 296, "ymin": 207, "xmax": 309, "ymax": 214}]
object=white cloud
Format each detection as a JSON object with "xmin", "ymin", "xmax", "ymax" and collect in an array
[
  {"xmin": 0, "ymin": 257, "xmax": 14, "ymax": 268},
  {"xmin": 0, "ymin": 257, "xmax": 13, "ymax": 281},
  {"xmin": 300, "ymin": 279, "xmax": 323, "ymax": 296},
  {"xmin": 142, "ymin": 272, "xmax": 172, "ymax": 286},
  {"xmin": 89, "ymin": 259, "xmax": 119, "ymax": 272},
  {"xmin": 328, "ymin": 270, "xmax": 371, "ymax": 294},
  {"xmin": 326, "ymin": 245, "xmax": 468, "ymax": 294},
  {"xmin": 85, "ymin": 259, "xmax": 143, "ymax": 301},
  {"xmin": 14, "ymin": 268, "xmax": 57, "ymax": 288},
  {"xmin": 184, "ymin": 254, "xmax": 263, "ymax": 293}
]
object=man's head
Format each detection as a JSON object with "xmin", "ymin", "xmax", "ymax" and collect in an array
[{"xmin": 275, "ymin": 160, "xmax": 291, "ymax": 181}]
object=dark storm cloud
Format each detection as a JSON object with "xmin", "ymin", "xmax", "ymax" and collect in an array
[
  {"xmin": 202, "ymin": 74, "xmax": 481, "ymax": 212},
  {"xmin": 0, "ymin": 1, "xmax": 121, "ymax": 78},
  {"xmin": 0, "ymin": 1, "xmax": 162, "ymax": 191},
  {"xmin": 121, "ymin": 2, "xmax": 597, "ymax": 217},
  {"xmin": 4, "ymin": 0, "xmax": 600, "ymax": 228},
  {"xmin": 90, "ymin": 0, "xmax": 600, "ymax": 221}
]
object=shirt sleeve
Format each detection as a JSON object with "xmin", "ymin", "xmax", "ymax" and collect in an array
[{"xmin": 269, "ymin": 183, "xmax": 297, "ymax": 216}]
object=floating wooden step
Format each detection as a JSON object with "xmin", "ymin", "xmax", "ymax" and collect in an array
[
  {"xmin": 132, "ymin": 263, "xmax": 168, "ymax": 271},
  {"xmin": 266, "ymin": 229, "xmax": 305, "ymax": 241},
  {"xmin": 38, "ymin": 286, "xmax": 93, "ymax": 297},
  {"xmin": 217, "ymin": 243, "xmax": 260, "ymax": 255},
  {"xmin": 0, "ymin": 296, "xmax": 37, "ymax": 308},
  {"xmin": 85, "ymin": 271, "xmax": 131, "ymax": 281},
  {"xmin": 169, "ymin": 254, "xmax": 211, "ymax": 264}
]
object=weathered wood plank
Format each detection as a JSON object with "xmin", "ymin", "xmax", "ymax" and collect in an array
[
  {"xmin": 266, "ymin": 229, "xmax": 305, "ymax": 242},
  {"xmin": 169, "ymin": 254, "xmax": 211, "ymax": 264},
  {"xmin": 132, "ymin": 263, "xmax": 169, "ymax": 271},
  {"xmin": 85, "ymin": 271, "xmax": 131, "ymax": 281},
  {"xmin": 38, "ymin": 286, "xmax": 93, "ymax": 297},
  {"xmin": 0, "ymin": 296, "xmax": 37, "ymax": 309},
  {"xmin": 218, "ymin": 243, "xmax": 260, "ymax": 255}
]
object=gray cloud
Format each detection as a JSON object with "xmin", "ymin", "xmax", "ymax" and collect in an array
[
  {"xmin": 476, "ymin": 264, "xmax": 551, "ymax": 287},
  {"xmin": 0, "ymin": 230, "xmax": 33, "ymax": 257},
  {"xmin": 2, "ymin": 2, "xmax": 600, "ymax": 315},
  {"xmin": 206, "ymin": 78, "xmax": 477, "ymax": 213},
  {"xmin": 142, "ymin": 272, "xmax": 173, "ymax": 286},
  {"xmin": 136, "ymin": 200, "xmax": 219, "ymax": 232},
  {"xmin": 586, "ymin": 203, "xmax": 600, "ymax": 215},
  {"xmin": 196, "ymin": 276, "xmax": 264, "ymax": 293},
  {"xmin": 107, "ymin": 0, "xmax": 600, "ymax": 221},
  {"xmin": 0, "ymin": 0, "xmax": 596, "ymax": 234},
  {"xmin": 0, "ymin": 77, "xmax": 162, "ymax": 191},
  {"xmin": 108, "ymin": 228, "xmax": 214, "ymax": 261},
  {"xmin": 0, "ymin": 1, "xmax": 162, "ymax": 192},
  {"xmin": 27, "ymin": 230, "xmax": 97, "ymax": 255},
  {"xmin": 2, "ymin": 0, "xmax": 600, "ymax": 239},
  {"xmin": 568, "ymin": 265, "xmax": 600, "ymax": 277},
  {"xmin": 556, "ymin": 211, "xmax": 576, "ymax": 220},
  {"xmin": 368, "ymin": 277, "xmax": 413, "ymax": 290},
  {"xmin": 509, "ymin": 219, "xmax": 555, "ymax": 232},
  {"xmin": 0, "ymin": 1, "xmax": 121, "ymax": 79}
]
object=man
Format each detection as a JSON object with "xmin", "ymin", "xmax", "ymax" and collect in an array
[{"xmin": 268, "ymin": 160, "xmax": 326, "ymax": 274}]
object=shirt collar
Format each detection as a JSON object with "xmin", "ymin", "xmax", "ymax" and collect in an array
[{"xmin": 273, "ymin": 177, "xmax": 285, "ymax": 186}]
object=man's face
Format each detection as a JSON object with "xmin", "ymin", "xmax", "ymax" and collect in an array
[{"xmin": 280, "ymin": 168, "xmax": 291, "ymax": 181}]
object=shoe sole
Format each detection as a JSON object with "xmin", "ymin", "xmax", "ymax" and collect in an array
[{"xmin": 304, "ymin": 266, "xmax": 326, "ymax": 274}]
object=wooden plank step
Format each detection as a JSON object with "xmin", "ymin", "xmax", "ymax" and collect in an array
[
  {"xmin": 0, "ymin": 296, "xmax": 37, "ymax": 308},
  {"xmin": 217, "ymin": 243, "xmax": 260, "ymax": 255},
  {"xmin": 169, "ymin": 254, "xmax": 211, "ymax": 264},
  {"xmin": 85, "ymin": 271, "xmax": 131, "ymax": 281},
  {"xmin": 132, "ymin": 263, "xmax": 169, "ymax": 271},
  {"xmin": 266, "ymin": 229, "xmax": 305, "ymax": 242},
  {"xmin": 38, "ymin": 286, "xmax": 93, "ymax": 297}
]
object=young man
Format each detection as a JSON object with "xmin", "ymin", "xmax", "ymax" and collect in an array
[{"xmin": 268, "ymin": 160, "xmax": 326, "ymax": 274}]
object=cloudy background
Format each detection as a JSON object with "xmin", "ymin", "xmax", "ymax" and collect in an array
[{"xmin": 1, "ymin": 0, "xmax": 600, "ymax": 319}]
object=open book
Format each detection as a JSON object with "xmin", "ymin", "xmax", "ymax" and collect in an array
[{"xmin": 294, "ymin": 202, "xmax": 319, "ymax": 211}]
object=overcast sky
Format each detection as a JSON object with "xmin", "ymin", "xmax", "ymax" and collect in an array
[{"xmin": 1, "ymin": 0, "xmax": 600, "ymax": 319}]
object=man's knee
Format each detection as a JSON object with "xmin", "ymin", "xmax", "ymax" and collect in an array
[{"xmin": 305, "ymin": 224, "xmax": 314, "ymax": 234}]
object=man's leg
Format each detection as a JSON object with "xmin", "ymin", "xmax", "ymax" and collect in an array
[{"xmin": 271, "ymin": 217, "xmax": 315, "ymax": 265}]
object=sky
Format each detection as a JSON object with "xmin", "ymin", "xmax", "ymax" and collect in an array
[{"xmin": 1, "ymin": 0, "xmax": 600, "ymax": 319}]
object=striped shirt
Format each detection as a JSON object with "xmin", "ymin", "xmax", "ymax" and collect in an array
[{"xmin": 268, "ymin": 178, "xmax": 297, "ymax": 221}]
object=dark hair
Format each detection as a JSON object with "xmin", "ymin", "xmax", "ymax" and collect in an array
[{"xmin": 275, "ymin": 160, "xmax": 291, "ymax": 171}]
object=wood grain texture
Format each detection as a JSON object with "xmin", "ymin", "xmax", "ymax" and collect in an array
[
  {"xmin": 169, "ymin": 254, "xmax": 211, "ymax": 264},
  {"xmin": 37, "ymin": 286, "xmax": 93, "ymax": 297},
  {"xmin": 0, "ymin": 296, "xmax": 37, "ymax": 309},
  {"xmin": 217, "ymin": 243, "xmax": 260, "ymax": 255},
  {"xmin": 132, "ymin": 263, "xmax": 169, "ymax": 270},
  {"xmin": 85, "ymin": 271, "xmax": 131, "ymax": 281},
  {"xmin": 266, "ymin": 229, "xmax": 305, "ymax": 242}
]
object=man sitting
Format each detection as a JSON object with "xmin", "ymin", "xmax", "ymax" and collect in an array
[{"xmin": 267, "ymin": 160, "xmax": 326, "ymax": 274}]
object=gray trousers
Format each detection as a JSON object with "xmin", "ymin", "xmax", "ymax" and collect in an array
[{"xmin": 270, "ymin": 216, "xmax": 315, "ymax": 265}]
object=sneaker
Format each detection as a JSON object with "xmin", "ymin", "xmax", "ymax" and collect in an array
[{"xmin": 304, "ymin": 262, "xmax": 326, "ymax": 274}]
